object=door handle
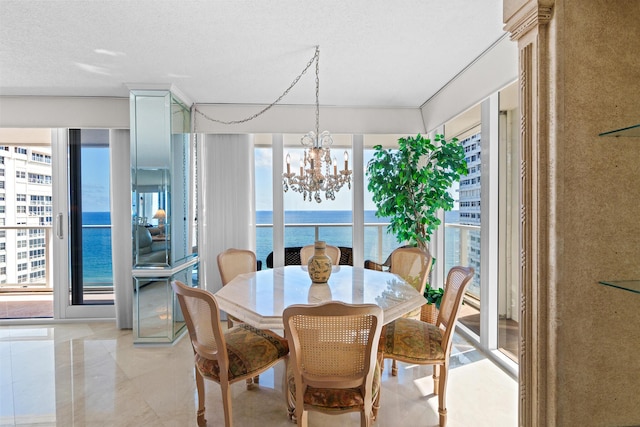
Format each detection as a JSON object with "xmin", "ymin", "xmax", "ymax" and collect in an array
[{"xmin": 57, "ymin": 213, "xmax": 63, "ymax": 239}]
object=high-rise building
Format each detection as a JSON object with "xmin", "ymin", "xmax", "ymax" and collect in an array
[
  {"xmin": 0, "ymin": 145, "xmax": 52, "ymax": 286},
  {"xmin": 458, "ymin": 133, "xmax": 481, "ymax": 295}
]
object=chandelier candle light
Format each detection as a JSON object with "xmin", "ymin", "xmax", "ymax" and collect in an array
[{"xmin": 282, "ymin": 46, "xmax": 352, "ymax": 203}]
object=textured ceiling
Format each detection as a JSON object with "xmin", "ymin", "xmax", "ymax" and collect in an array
[{"xmin": 0, "ymin": 1, "xmax": 506, "ymax": 108}]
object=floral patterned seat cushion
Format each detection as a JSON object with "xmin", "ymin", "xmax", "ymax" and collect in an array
[
  {"xmin": 287, "ymin": 361, "xmax": 381, "ymax": 411},
  {"xmin": 380, "ymin": 317, "xmax": 445, "ymax": 362},
  {"xmin": 195, "ymin": 324, "xmax": 288, "ymax": 381}
]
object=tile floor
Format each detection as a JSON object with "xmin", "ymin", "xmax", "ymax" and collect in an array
[{"xmin": 0, "ymin": 322, "xmax": 517, "ymax": 427}]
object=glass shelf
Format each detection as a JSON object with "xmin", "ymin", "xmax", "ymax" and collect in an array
[
  {"xmin": 598, "ymin": 280, "xmax": 640, "ymax": 295},
  {"xmin": 599, "ymin": 123, "xmax": 640, "ymax": 137}
]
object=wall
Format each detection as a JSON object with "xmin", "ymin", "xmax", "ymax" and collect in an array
[
  {"xmin": 553, "ymin": 1, "xmax": 640, "ymax": 425},
  {"xmin": 504, "ymin": 0, "xmax": 640, "ymax": 425},
  {"xmin": 421, "ymin": 35, "xmax": 519, "ymax": 132},
  {"xmin": 0, "ymin": 96, "xmax": 425, "ymax": 135}
]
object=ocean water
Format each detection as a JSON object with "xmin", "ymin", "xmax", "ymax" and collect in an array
[
  {"xmin": 256, "ymin": 210, "xmax": 398, "ymax": 266},
  {"xmin": 82, "ymin": 212, "xmax": 113, "ymax": 285},
  {"xmin": 81, "ymin": 210, "xmax": 461, "ymax": 284}
]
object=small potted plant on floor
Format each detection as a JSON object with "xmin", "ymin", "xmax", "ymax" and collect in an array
[{"xmin": 421, "ymin": 284, "xmax": 444, "ymax": 324}]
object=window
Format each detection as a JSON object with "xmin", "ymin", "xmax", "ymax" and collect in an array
[
  {"xmin": 17, "ymin": 194, "xmax": 26, "ymax": 202},
  {"xmin": 17, "ymin": 252, "xmax": 27, "ymax": 260},
  {"xmin": 30, "ymin": 249, "xmax": 45, "ymax": 258},
  {"xmin": 28, "ymin": 173, "xmax": 52, "ymax": 184},
  {"xmin": 30, "ymin": 195, "xmax": 52, "ymax": 205},
  {"xmin": 29, "ymin": 206, "xmax": 52, "ymax": 216},
  {"xmin": 14, "ymin": 147, "xmax": 27, "ymax": 155},
  {"xmin": 31, "ymin": 152, "xmax": 52, "ymax": 164},
  {"xmin": 17, "ymin": 263, "xmax": 28, "ymax": 272},
  {"xmin": 17, "ymin": 240, "xmax": 27, "ymax": 248},
  {"xmin": 16, "ymin": 170, "xmax": 26, "ymax": 179},
  {"xmin": 17, "ymin": 206, "xmax": 27, "ymax": 214}
]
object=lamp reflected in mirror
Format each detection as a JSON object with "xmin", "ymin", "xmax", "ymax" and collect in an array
[{"xmin": 153, "ymin": 208, "xmax": 167, "ymax": 235}]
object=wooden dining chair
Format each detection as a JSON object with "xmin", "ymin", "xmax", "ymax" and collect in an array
[
  {"xmin": 171, "ymin": 280, "xmax": 289, "ymax": 427},
  {"xmin": 389, "ymin": 246, "xmax": 433, "ymax": 319},
  {"xmin": 300, "ymin": 244, "xmax": 341, "ymax": 265},
  {"xmin": 217, "ymin": 248, "xmax": 257, "ymax": 328},
  {"xmin": 383, "ymin": 247, "xmax": 434, "ymax": 374},
  {"xmin": 379, "ymin": 266, "xmax": 474, "ymax": 427},
  {"xmin": 283, "ymin": 301, "xmax": 383, "ymax": 427}
]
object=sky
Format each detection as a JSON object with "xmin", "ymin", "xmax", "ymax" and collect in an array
[
  {"xmin": 81, "ymin": 146, "xmax": 111, "ymax": 212},
  {"xmin": 81, "ymin": 144, "xmax": 458, "ymax": 214}
]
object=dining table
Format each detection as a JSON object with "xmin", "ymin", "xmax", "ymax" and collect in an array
[{"xmin": 214, "ymin": 265, "xmax": 426, "ymax": 329}]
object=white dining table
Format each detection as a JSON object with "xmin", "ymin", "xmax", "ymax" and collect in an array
[{"xmin": 214, "ymin": 265, "xmax": 426, "ymax": 330}]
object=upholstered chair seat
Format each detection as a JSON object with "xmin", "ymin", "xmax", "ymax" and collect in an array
[
  {"xmin": 195, "ymin": 323, "xmax": 288, "ymax": 381},
  {"xmin": 286, "ymin": 361, "xmax": 381, "ymax": 412},
  {"xmin": 380, "ymin": 318, "xmax": 445, "ymax": 363}
]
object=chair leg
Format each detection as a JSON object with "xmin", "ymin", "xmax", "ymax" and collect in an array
[
  {"xmin": 194, "ymin": 369, "xmax": 206, "ymax": 426},
  {"xmin": 284, "ymin": 358, "xmax": 296, "ymax": 422},
  {"xmin": 297, "ymin": 409, "xmax": 308, "ymax": 427},
  {"xmin": 391, "ymin": 359, "xmax": 398, "ymax": 376},
  {"xmin": 221, "ymin": 382, "xmax": 233, "ymax": 427},
  {"xmin": 437, "ymin": 362, "xmax": 448, "ymax": 427},
  {"xmin": 361, "ymin": 409, "xmax": 372, "ymax": 427},
  {"xmin": 432, "ymin": 364, "xmax": 440, "ymax": 395},
  {"xmin": 372, "ymin": 390, "xmax": 381, "ymax": 421}
]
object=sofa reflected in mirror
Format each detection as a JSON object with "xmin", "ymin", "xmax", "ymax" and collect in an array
[{"xmin": 134, "ymin": 225, "xmax": 169, "ymax": 265}]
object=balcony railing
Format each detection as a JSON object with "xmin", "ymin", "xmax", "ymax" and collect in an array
[
  {"xmin": 0, "ymin": 223, "xmax": 114, "ymax": 290},
  {"xmin": 256, "ymin": 222, "xmax": 398, "ymax": 267},
  {"xmin": 0, "ymin": 225, "xmax": 52, "ymax": 288},
  {"xmin": 444, "ymin": 222, "xmax": 481, "ymax": 298}
]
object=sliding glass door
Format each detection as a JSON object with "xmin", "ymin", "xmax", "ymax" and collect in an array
[{"xmin": 52, "ymin": 129, "xmax": 115, "ymax": 319}]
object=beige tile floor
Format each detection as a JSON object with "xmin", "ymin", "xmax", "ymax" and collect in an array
[{"xmin": 0, "ymin": 322, "xmax": 517, "ymax": 427}]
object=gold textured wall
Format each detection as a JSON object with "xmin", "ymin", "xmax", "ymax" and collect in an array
[
  {"xmin": 554, "ymin": 1, "xmax": 640, "ymax": 425},
  {"xmin": 505, "ymin": 0, "xmax": 640, "ymax": 425}
]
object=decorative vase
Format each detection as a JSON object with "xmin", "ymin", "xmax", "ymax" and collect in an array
[
  {"xmin": 307, "ymin": 282, "xmax": 333, "ymax": 303},
  {"xmin": 307, "ymin": 241, "xmax": 333, "ymax": 283}
]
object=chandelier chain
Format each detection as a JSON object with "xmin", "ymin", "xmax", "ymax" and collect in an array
[
  {"xmin": 315, "ymin": 46, "xmax": 320, "ymax": 139},
  {"xmin": 195, "ymin": 46, "xmax": 320, "ymax": 126}
]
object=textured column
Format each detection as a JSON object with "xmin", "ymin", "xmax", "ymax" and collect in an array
[{"xmin": 503, "ymin": 1, "xmax": 554, "ymax": 426}]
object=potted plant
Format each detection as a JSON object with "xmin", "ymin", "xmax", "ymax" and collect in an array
[
  {"xmin": 421, "ymin": 284, "xmax": 444, "ymax": 323},
  {"xmin": 366, "ymin": 134, "xmax": 467, "ymax": 323},
  {"xmin": 366, "ymin": 133, "xmax": 468, "ymax": 252}
]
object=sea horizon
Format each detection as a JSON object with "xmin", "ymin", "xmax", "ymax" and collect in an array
[{"xmin": 83, "ymin": 210, "xmax": 462, "ymax": 287}]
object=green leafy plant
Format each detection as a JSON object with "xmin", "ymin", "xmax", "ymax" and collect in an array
[
  {"xmin": 366, "ymin": 134, "xmax": 468, "ymax": 251},
  {"xmin": 424, "ymin": 285, "xmax": 444, "ymax": 308}
]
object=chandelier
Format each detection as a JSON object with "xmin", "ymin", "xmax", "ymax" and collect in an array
[{"xmin": 282, "ymin": 46, "xmax": 352, "ymax": 203}]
